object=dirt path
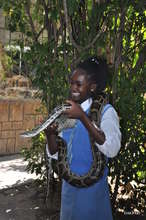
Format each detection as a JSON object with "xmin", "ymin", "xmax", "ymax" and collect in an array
[
  {"xmin": 0, "ymin": 154, "xmax": 37, "ymax": 190},
  {"xmin": 0, "ymin": 180, "xmax": 61, "ymax": 220},
  {"xmin": 0, "ymin": 154, "xmax": 61, "ymax": 220}
]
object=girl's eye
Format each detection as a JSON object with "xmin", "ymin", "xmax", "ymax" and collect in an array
[
  {"xmin": 76, "ymin": 82, "xmax": 82, "ymax": 87},
  {"xmin": 69, "ymin": 80, "xmax": 84, "ymax": 87}
]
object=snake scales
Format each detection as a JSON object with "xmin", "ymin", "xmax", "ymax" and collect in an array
[{"xmin": 21, "ymin": 94, "xmax": 107, "ymax": 188}]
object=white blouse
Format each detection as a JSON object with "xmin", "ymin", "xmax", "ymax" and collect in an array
[{"xmin": 46, "ymin": 98, "xmax": 121, "ymax": 159}]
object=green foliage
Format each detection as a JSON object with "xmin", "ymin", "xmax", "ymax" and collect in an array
[
  {"xmin": 1, "ymin": 0, "xmax": 145, "ymax": 212},
  {"xmin": 109, "ymin": 66, "xmax": 145, "ymax": 211},
  {"xmin": 23, "ymin": 42, "xmax": 69, "ymax": 110},
  {"xmin": 21, "ymin": 133, "xmax": 46, "ymax": 181},
  {"xmin": 0, "ymin": 45, "xmax": 13, "ymax": 78}
]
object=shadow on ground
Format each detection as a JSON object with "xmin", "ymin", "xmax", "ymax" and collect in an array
[
  {"xmin": 0, "ymin": 180, "xmax": 61, "ymax": 220},
  {"xmin": 0, "ymin": 180, "xmax": 145, "ymax": 220}
]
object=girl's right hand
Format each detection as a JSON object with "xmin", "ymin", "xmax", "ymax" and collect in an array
[
  {"xmin": 63, "ymin": 100, "xmax": 85, "ymax": 120},
  {"xmin": 44, "ymin": 122, "xmax": 59, "ymax": 155},
  {"xmin": 44, "ymin": 123, "xmax": 58, "ymax": 137}
]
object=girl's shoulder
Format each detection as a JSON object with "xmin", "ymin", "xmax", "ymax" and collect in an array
[{"xmin": 101, "ymin": 104, "xmax": 119, "ymax": 121}]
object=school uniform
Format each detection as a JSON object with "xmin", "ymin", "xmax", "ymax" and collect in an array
[{"xmin": 46, "ymin": 98, "xmax": 121, "ymax": 220}]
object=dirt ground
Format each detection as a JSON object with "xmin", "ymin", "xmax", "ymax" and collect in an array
[
  {"xmin": 0, "ymin": 154, "xmax": 61, "ymax": 220},
  {"xmin": 0, "ymin": 155, "xmax": 145, "ymax": 220},
  {"xmin": 0, "ymin": 180, "xmax": 61, "ymax": 220}
]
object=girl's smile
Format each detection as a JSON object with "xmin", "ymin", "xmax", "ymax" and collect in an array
[{"xmin": 69, "ymin": 69, "xmax": 93, "ymax": 103}]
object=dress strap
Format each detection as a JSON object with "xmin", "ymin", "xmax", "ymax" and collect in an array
[{"xmin": 101, "ymin": 104, "xmax": 112, "ymax": 120}]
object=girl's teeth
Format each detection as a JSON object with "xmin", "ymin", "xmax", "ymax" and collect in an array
[{"xmin": 72, "ymin": 93, "xmax": 80, "ymax": 97}]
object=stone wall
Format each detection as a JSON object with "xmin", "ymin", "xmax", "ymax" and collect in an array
[
  {"xmin": 0, "ymin": 74, "xmax": 46, "ymax": 155},
  {"xmin": 0, "ymin": 11, "xmax": 47, "ymax": 155},
  {"xmin": 0, "ymin": 99, "xmax": 43, "ymax": 155},
  {"xmin": 0, "ymin": 9, "xmax": 25, "ymax": 45}
]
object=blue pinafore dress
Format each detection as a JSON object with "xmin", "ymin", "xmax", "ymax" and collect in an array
[{"xmin": 60, "ymin": 105, "xmax": 113, "ymax": 220}]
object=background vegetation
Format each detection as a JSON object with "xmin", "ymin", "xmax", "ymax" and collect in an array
[{"xmin": 0, "ymin": 0, "xmax": 145, "ymax": 215}]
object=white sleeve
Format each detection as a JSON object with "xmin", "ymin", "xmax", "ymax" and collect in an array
[
  {"xmin": 95, "ymin": 107, "xmax": 121, "ymax": 158},
  {"xmin": 46, "ymin": 143, "xmax": 58, "ymax": 160},
  {"xmin": 45, "ymin": 132, "xmax": 63, "ymax": 160}
]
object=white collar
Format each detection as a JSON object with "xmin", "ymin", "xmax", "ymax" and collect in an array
[{"xmin": 81, "ymin": 98, "xmax": 92, "ymax": 111}]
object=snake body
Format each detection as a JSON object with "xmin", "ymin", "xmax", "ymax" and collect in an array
[
  {"xmin": 56, "ymin": 95, "xmax": 107, "ymax": 187},
  {"xmin": 21, "ymin": 95, "xmax": 107, "ymax": 188},
  {"xmin": 20, "ymin": 104, "xmax": 75, "ymax": 138},
  {"xmin": 57, "ymin": 137, "xmax": 106, "ymax": 187}
]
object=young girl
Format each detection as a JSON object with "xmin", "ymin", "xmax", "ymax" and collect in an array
[{"xmin": 45, "ymin": 57, "xmax": 121, "ymax": 220}]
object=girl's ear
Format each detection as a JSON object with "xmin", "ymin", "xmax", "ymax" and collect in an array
[{"xmin": 90, "ymin": 83, "xmax": 97, "ymax": 93}]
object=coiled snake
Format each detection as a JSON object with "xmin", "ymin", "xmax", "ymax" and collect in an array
[{"xmin": 21, "ymin": 94, "xmax": 107, "ymax": 188}]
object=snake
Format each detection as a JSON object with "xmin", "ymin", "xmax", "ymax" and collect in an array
[{"xmin": 21, "ymin": 94, "xmax": 107, "ymax": 188}]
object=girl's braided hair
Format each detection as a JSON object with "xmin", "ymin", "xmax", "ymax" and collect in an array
[{"xmin": 77, "ymin": 56, "xmax": 108, "ymax": 96}]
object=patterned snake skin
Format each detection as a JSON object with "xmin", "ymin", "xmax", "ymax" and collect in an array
[
  {"xmin": 20, "ymin": 104, "xmax": 76, "ymax": 138},
  {"xmin": 21, "ymin": 94, "xmax": 107, "ymax": 187},
  {"xmin": 56, "ymin": 95, "xmax": 107, "ymax": 187}
]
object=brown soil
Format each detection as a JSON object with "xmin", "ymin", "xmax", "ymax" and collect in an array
[{"xmin": 0, "ymin": 180, "xmax": 61, "ymax": 220}]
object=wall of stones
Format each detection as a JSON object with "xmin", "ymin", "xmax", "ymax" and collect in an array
[
  {"xmin": 0, "ymin": 10, "xmax": 47, "ymax": 155},
  {"xmin": 0, "ymin": 9, "xmax": 25, "ymax": 45},
  {"xmin": 0, "ymin": 99, "xmax": 43, "ymax": 155},
  {"xmin": 0, "ymin": 74, "xmax": 46, "ymax": 155}
]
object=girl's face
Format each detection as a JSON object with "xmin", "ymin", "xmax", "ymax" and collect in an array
[{"xmin": 69, "ymin": 68, "xmax": 94, "ymax": 103}]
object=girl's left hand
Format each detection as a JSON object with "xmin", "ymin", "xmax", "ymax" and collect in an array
[{"xmin": 63, "ymin": 100, "xmax": 85, "ymax": 120}]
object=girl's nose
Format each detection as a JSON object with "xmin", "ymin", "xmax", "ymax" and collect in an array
[{"xmin": 71, "ymin": 83, "xmax": 77, "ymax": 92}]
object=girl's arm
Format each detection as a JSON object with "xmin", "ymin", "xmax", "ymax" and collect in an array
[
  {"xmin": 80, "ymin": 112, "xmax": 105, "ymax": 144},
  {"xmin": 64, "ymin": 100, "xmax": 105, "ymax": 145},
  {"xmin": 64, "ymin": 100, "xmax": 121, "ymax": 157},
  {"xmin": 95, "ymin": 107, "xmax": 121, "ymax": 158},
  {"xmin": 44, "ymin": 123, "xmax": 58, "ymax": 155}
]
